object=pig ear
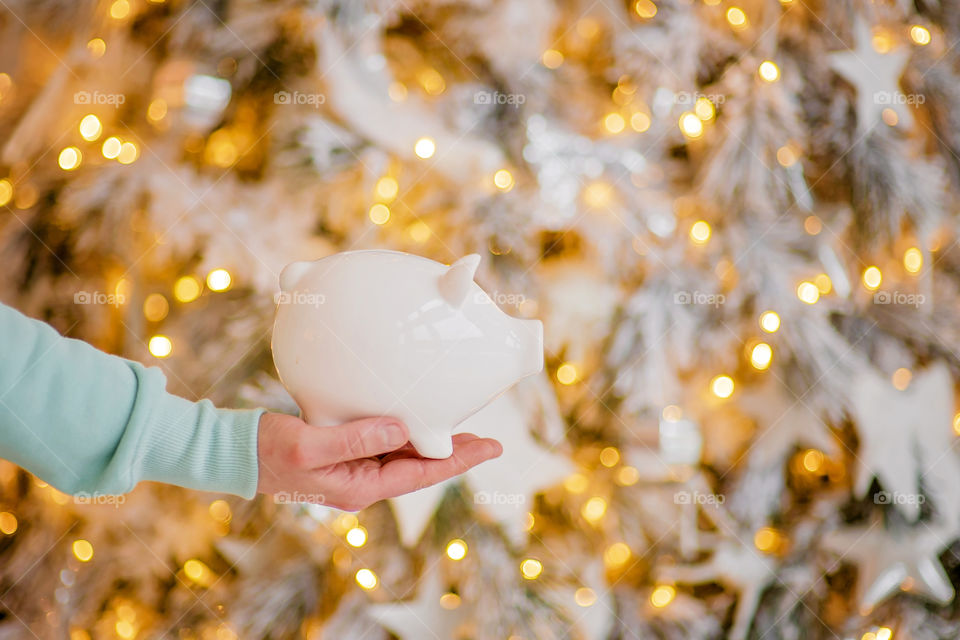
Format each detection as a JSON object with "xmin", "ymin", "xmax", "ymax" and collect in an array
[
  {"xmin": 439, "ymin": 254, "xmax": 481, "ymax": 308},
  {"xmin": 279, "ymin": 260, "xmax": 312, "ymax": 292}
]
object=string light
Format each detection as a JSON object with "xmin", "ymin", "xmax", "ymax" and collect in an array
[
  {"xmin": 953, "ymin": 412, "xmax": 960, "ymax": 436},
  {"xmin": 115, "ymin": 620, "xmax": 135, "ymax": 639},
  {"xmin": 634, "ymin": 0, "xmax": 657, "ymax": 18},
  {"xmin": 174, "ymin": 276, "xmax": 202, "ymax": 302},
  {"xmin": 346, "ymin": 526, "xmax": 367, "ymax": 547},
  {"xmin": 87, "ymin": 38, "xmax": 106, "ymax": 58},
  {"xmin": 726, "ymin": 7, "xmax": 748, "ymax": 29},
  {"xmin": 881, "ymin": 108, "xmax": 899, "ymax": 127},
  {"xmin": 583, "ymin": 181, "xmax": 614, "ymax": 208},
  {"xmin": 147, "ymin": 98, "xmax": 167, "ymax": 122},
  {"xmin": 206, "ymin": 268, "xmax": 232, "ymax": 292},
  {"xmin": 694, "ymin": 97, "xmax": 715, "ymax": 121},
  {"xmin": 679, "ymin": 112, "xmax": 704, "ymax": 138},
  {"xmin": 564, "ymin": 473, "xmax": 589, "ymax": 494},
  {"xmin": 662, "ymin": 405, "xmax": 682, "ymax": 421},
  {"xmin": 375, "ymin": 176, "xmax": 399, "ymax": 200},
  {"xmin": 72, "ymin": 539, "xmax": 94, "ymax": 562},
  {"xmin": 802, "ymin": 449, "xmax": 824, "ymax": 473},
  {"xmin": 183, "ymin": 559, "xmax": 212, "ymax": 585},
  {"xmin": 208, "ymin": 500, "xmax": 232, "ymax": 523},
  {"xmin": 750, "ymin": 343, "xmax": 773, "ymax": 370},
  {"xmin": 797, "ymin": 281, "xmax": 819, "ymax": 304},
  {"xmin": 616, "ymin": 465, "xmax": 640, "ymax": 486},
  {"xmin": 813, "ymin": 273, "xmax": 832, "ymax": 295},
  {"xmin": 604, "ymin": 542, "xmax": 631, "ymax": 568},
  {"xmin": 355, "ymin": 568, "xmax": 378, "ymax": 590},
  {"xmin": 117, "ymin": 141, "xmax": 139, "ymax": 164},
  {"xmin": 711, "ymin": 375, "xmax": 735, "ymax": 399},
  {"xmin": 581, "ymin": 496, "xmax": 607, "ymax": 522},
  {"xmin": 875, "ymin": 628, "xmax": 893, "ymax": 640},
  {"xmin": 862, "ymin": 266, "xmax": 882, "ymax": 290},
  {"xmin": 446, "ymin": 539, "xmax": 467, "ymax": 560},
  {"xmin": 753, "ymin": 527, "xmax": 783, "ymax": 553},
  {"xmin": 109, "ymin": 0, "xmax": 130, "ymax": 20},
  {"xmin": 758, "ymin": 60, "xmax": 780, "ymax": 82},
  {"xmin": 599, "ymin": 446, "xmax": 620, "ymax": 467},
  {"xmin": 520, "ymin": 558, "xmax": 543, "ymax": 579},
  {"xmin": 79, "ymin": 115, "xmax": 102, "ymax": 141},
  {"xmin": 872, "ymin": 29, "xmax": 894, "ymax": 54},
  {"xmin": 556, "ymin": 362, "xmax": 578, "ymax": 385},
  {"xmin": 689, "ymin": 220, "xmax": 711, "ymax": 244},
  {"xmin": 575, "ymin": 587, "xmax": 597, "ymax": 606},
  {"xmin": 0, "ymin": 179, "xmax": 12, "ymax": 207},
  {"xmin": 903, "ymin": 247, "xmax": 922, "ymax": 273},
  {"xmin": 0, "ymin": 512, "xmax": 17, "ymax": 535},
  {"xmin": 803, "ymin": 215, "xmax": 822, "ymax": 235},
  {"xmin": 369, "ymin": 203, "xmax": 390, "ymax": 225},
  {"xmin": 148, "ymin": 335, "xmax": 173, "ymax": 358},
  {"xmin": 414, "ymin": 137, "xmax": 436, "ymax": 159},
  {"xmin": 630, "ymin": 111, "xmax": 651, "ymax": 132},
  {"xmin": 541, "ymin": 49, "xmax": 564, "ymax": 69},
  {"xmin": 777, "ymin": 145, "xmax": 797, "ymax": 167},
  {"xmin": 650, "ymin": 584, "xmax": 676, "ymax": 608},
  {"xmin": 143, "ymin": 293, "xmax": 169, "ymax": 322},
  {"xmin": 493, "ymin": 169, "xmax": 514, "ymax": 191},
  {"xmin": 102, "ymin": 137, "xmax": 122, "ymax": 159},
  {"xmin": 388, "ymin": 82, "xmax": 407, "ymax": 102},
  {"xmin": 439, "ymin": 593, "xmax": 461, "ymax": 609},
  {"xmin": 408, "ymin": 221, "xmax": 431, "ymax": 243},
  {"xmin": 759, "ymin": 311, "xmax": 780, "ymax": 333},
  {"xmin": 604, "ymin": 113, "xmax": 626, "ymax": 133},
  {"xmin": 58, "ymin": 147, "xmax": 82, "ymax": 171},
  {"xmin": 417, "ymin": 68, "xmax": 445, "ymax": 96},
  {"xmin": 892, "ymin": 367, "xmax": 912, "ymax": 390},
  {"xmin": 910, "ymin": 25, "xmax": 932, "ymax": 46}
]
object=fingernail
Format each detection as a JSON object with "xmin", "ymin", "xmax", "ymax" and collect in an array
[{"xmin": 383, "ymin": 422, "xmax": 406, "ymax": 447}]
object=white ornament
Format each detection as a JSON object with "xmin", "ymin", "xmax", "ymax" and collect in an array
[
  {"xmin": 829, "ymin": 18, "xmax": 912, "ymax": 133},
  {"xmin": 822, "ymin": 520, "xmax": 955, "ymax": 611},
  {"xmin": 272, "ymin": 251, "xmax": 544, "ymax": 459},
  {"xmin": 850, "ymin": 363, "xmax": 960, "ymax": 525},
  {"xmin": 389, "ymin": 384, "xmax": 573, "ymax": 546},
  {"xmin": 367, "ymin": 570, "xmax": 470, "ymax": 640}
]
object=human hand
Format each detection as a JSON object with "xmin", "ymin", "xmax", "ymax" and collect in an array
[{"xmin": 256, "ymin": 412, "xmax": 502, "ymax": 511}]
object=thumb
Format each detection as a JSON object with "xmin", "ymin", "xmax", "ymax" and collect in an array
[{"xmin": 298, "ymin": 417, "xmax": 408, "ymax": 467}]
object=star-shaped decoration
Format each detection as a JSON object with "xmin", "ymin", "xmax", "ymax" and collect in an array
[
  {"xmin": 366, "ymin": 569, "xmax": 471, "ymax": 640},
  {"xmin": 821, "ymin": 519, "xmax": 955, "ymax": 612},
  {"xmin": 658, "ymin": 535, "xmax": 778, "ymax": 640},
  {"xmin": 389, "ymin": 383, "xmax": 573, "ymax": 546},
  {"xmin": 850, "ymin": 362, "xmax": 960, "ymax": 525},
  {"xmin": 829, "ymin": 18, "xmax": 912, "ymax": 133}
]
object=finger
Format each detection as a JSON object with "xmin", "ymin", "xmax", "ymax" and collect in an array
[
  {"xmin": 379, "ymin": 434, "xmax": 481, "ymax": 463},
  {"xmin": 298, "ymin": 417, "xmax": 408, "ymax": 467},
  {"xmin": 374, "ymin": 435, "xmax": 502, "ymax": 499}
]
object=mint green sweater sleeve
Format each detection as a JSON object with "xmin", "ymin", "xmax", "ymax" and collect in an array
[{"xmin": 0, "ymin": 302, "xmax": 264, "ymax": 498}]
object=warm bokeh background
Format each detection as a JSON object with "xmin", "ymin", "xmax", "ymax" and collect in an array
[{"xmin": 3, "ymin": 0, "xmax": 960, "ymax": 638}]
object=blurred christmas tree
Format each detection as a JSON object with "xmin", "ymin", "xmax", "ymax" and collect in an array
[{"xmin": 4, "ymin": 0, "xmax": 960, "ymax": 638}]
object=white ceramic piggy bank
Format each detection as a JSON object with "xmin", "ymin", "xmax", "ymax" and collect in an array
[{"xmin": 271, "ymin": 250, "xmax": 544, "ymax": 458}]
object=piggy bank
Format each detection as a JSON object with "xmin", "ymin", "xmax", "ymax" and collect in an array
[{"xmin": 271, "ymin": 250, "xmax": 544, "ymax": 458}]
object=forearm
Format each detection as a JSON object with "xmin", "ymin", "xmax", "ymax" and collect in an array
[{"xmin": 0, "ymin": 302, "xmax": 263, "ymax": 497}]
